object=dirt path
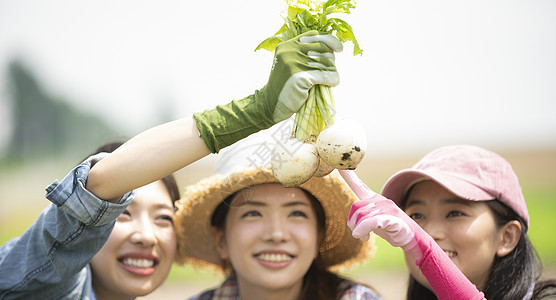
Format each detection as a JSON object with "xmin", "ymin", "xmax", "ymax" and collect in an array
[
  {"xmin": 140, "ymin": 270, "xmax": 408, "ymax": 300},
  {"xmin": 141, "ymin": 268, "xmax": 556, "ymax": 300}
]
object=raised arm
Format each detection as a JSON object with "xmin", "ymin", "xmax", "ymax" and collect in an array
[
  {"xmin": 85, "ymin": 117, "xmax": 207, "ymax": 201},
  {"xmin": 1, "ymin": 30, "xmax": 343, "ymax": 299},
  {"xmin": 339, "ymin": 170, "xmax": 485, "ymax": 300},
  {"xmin": 86, "ymin": 30, "xmax": 343, "ymax": 202}
]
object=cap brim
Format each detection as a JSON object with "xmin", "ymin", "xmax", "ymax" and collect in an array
[{"xmin": 381, "ymin": 169, "xmax": 495, "ymax": 206}]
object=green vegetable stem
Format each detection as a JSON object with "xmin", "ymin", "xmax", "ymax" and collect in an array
[{"xmin": 256, "ymin": 0, "xmax": 362, "ymax": 142}]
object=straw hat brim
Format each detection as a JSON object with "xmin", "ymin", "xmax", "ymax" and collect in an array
[{"xmin": 175, "ymin": 166, "xmax": 375, "ymax": 274}]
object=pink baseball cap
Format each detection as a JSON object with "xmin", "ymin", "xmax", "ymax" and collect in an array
[{"xmin": 381, "ymin": 145, "xmax": 529, "ymax": 230}]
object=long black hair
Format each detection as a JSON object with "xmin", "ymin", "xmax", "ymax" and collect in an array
[{"xmin": 405, "ymin": 199, "xmax": 556, "ymax": 300}]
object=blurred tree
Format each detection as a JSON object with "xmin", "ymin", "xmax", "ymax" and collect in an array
[{"xmin": 2, "ymin": 60, "xmax": 122, "ymax": 164}]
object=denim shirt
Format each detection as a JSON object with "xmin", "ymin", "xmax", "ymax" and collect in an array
[{"xmin": 0, "ymin": 153, "xmax": 135, "ymax": 299}]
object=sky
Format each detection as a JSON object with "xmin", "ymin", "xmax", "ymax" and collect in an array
[{"xmin": 1, "ymin": 0, "xmax": 555, "ymax": 156}]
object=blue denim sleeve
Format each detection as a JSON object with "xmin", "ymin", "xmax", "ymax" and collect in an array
[{"xmin": 0, "ymin": 153, "xmax": 135, "ymax": 299}]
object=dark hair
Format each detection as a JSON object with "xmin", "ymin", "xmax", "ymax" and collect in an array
[
  {"xmin": 404, "ymin": 198, "xmax": 556, "ymax": 300},
  {"xmin": 211, "ymin": 186, "xmax": 375, "ymax": 300},
  {"xmin": 87, "ymin": 141, "xmax": 180, "ymax": 205},
  {"xmin": 483, "ymin": 200, "xmax": 556, "ymax": 299}
]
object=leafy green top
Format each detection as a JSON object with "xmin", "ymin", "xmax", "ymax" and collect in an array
[{"xmin": 255, "ymin": 0, "xmax": 362, "ymax": 56}]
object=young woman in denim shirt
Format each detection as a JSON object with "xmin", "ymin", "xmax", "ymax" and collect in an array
[
  {"xmin": 0, "ymin": 31, "xmax": 343, "ymax": 299},
  {"xmin": 89, "ymin": 142, "xmax": 180, "ymax": 299}
]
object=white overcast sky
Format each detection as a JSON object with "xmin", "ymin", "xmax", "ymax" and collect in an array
[{"xmin": 0, "ymin": 0, "xmax": 555, "ymax": 155}]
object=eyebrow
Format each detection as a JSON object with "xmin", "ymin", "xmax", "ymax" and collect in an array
[
  {"xmin": 283, "ymin": 201, "xmax": 310, "ymax": 207},
  {"xmin": 126, "ymin": 202, "xmax": 175, "ymax": 212},
  {"xmin": 406, "ymin": 197, "xmax": 473, "ymax": 207},
  {"xmin": 405, "ymin": 199, "xmax": 425, "ymax": 208},
  {"xmin": 443, "ymin": 198, "xmax": 474, "ymax": 206},
  {"xmin": 239, "ymin": 200, "xmax": 310, "ymax": 208},
  {"xmin": 153, "ymin": 203, "xmax": 175, "ymax": 210}
]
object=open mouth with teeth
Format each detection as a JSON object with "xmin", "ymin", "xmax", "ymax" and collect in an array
[
  {"xmin": 122, "ymin": 258, "xmax": 156, "ymax": 268},
  {"xmin": 118, "ymin": 256, "xmax": 159, "ymax": 275},
  {"xmin": 255, "ymin": 253, "xmax": 294, "ymax": 263},
  {"xmin": 444, "ymin": 250, "xmax": 457, "ymax": 258}
]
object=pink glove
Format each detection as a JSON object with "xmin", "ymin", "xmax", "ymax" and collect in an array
[{"xmin": 340, "ymin": 170, "xmax": 485, "ymax": 300}]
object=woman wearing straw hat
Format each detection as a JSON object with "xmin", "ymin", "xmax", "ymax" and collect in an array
[
  {"xmin": 342, "ymin": 145, "xmax": 556, "ymax": 300},
  {"xmin": 175, "ymin": 126, "xmax": 382, "ymax": 300},
  {"xmin": 0, "ymin": 31, "xmax": 341, "ymax": 300}
]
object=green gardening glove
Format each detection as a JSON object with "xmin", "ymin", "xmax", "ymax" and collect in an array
[{"xmin": 194, "ymin": 30, "xmax": 342, "ymax": 153}]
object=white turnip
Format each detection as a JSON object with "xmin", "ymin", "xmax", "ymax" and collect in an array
[
  {"xmin": 271, "ymin": 139, "xmax": 319, "ymax": 187},
  {"xmin": 258, "ymin": 0, "xmax": 364, "ymax": 186},
  {"xmin": 316, "ymin": 119, "xmax": 367, "ymax": 170},
  {"xmin": 313, "ymin": 157, "xmax": 334, "ymax": 177}
]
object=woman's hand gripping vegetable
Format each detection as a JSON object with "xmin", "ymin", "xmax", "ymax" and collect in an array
[
  {"xmin": 194, "ymin": 30, "xmax": 341, "ymax": 154},
  {"xmin": 339, "ymin": 170, "xmax": 486, "ymax": 300},
  {"xmin": 258, "ymin": 0, "xmax": 368, "ymax": 187}
]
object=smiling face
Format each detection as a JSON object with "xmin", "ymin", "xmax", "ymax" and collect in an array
[
  {"xmin": 403, "ymin": 180, "xmax": 508, "ymax": 291},
  {"xmin": 90, "ymin": 180, "xmax": 177, "ymax": 299},
  {"xmin": 212, "ymin": 183, "xmax": 320, "ymax": 298}
]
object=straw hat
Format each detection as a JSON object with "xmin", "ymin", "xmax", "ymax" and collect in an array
[{"xmin": 175, "ymin": 121, "xmax": 375, "ymax": 274}]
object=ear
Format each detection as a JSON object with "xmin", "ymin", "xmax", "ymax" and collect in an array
[
  {"xmin": 210, "ymin": 227, "xmax": 229, "ymax": 260},
  {"xmin": 496, "ymin": 220, "xmax": 522, "ymax": 257}
]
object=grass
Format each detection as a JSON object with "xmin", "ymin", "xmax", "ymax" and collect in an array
[
  {"xmin": 161, "ymin": 181, "xmax": 556, "ymax": 282},
  {"xmin": 525, "ymin": 186, "xmax": 556, "ymax": 265},
  {"xmin": 1, "ymin": 149, "xmax": 555, "ymax": 282}
]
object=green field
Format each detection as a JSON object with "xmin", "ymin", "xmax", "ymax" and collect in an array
[
  {"xmin": 1, "ymin": 148, "xmax": 555, "ymax": 283},
  {"xmin": 164, "ymin": 181, "xmax": 556, "ymax": 282}
]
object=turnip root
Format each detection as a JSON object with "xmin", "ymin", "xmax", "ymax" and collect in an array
[
  {"xmin": 313, "ymin": 157, "xmax": 334, "ymax": 177},
  {"xmin": 271, "ymin": 139, "xmax": 319, "ymax": 187},
  {"xmin": 316, "ymin": 119, "xmax": 367, "ymax": 170}
]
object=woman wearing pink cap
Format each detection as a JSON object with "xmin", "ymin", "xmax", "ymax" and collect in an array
[{"xmin": 341, "ymin": 145, "xmax": 556, "ymax": 300}]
